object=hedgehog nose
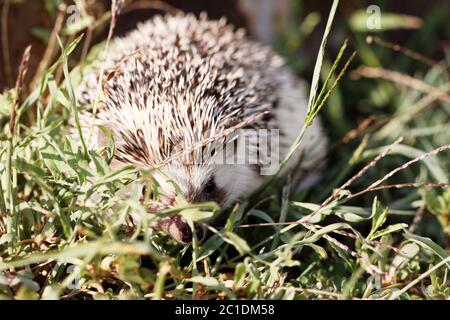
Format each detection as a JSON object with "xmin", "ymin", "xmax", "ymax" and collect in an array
[
  {"xmin": 154, "ymin": 214, "xmax": 205, "ymax": 244},
  {"xmin": 178, "ymin": 222, "xmax": 206, "ymax": 244}
]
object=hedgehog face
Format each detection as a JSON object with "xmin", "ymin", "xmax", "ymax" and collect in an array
[
  {"xmin": 156, "ymin": 161, "xmax": 261, "ymax": 208},
  {"xmin": 158, "ymin": 164, "xmax": 227, "ymax": 205},
  {"xmin": 149, "ymin": 161, "xmax": 261, "ymax": 243}
]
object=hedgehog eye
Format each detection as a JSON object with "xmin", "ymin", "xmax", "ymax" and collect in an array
[{"xmin": 203, "ymin": 178, "xmax": 216, "ymax": 194}]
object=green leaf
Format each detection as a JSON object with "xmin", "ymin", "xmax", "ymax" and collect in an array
[
  {"xmin": 307, "ymin": 0, "xmax": 340, "ymax": 111},
  {"xmin": 39, "ymin": 135, "xmax": 78, "ymax": 178},
  {"xmin": 48, "ymin": 34, "xmax": 84, "ymax": 74},
  {"xmin": 57, "ymin": 34, "xmax": 88, "ymax": 158},
  {"xmin": 298, "ymin": 222, "xmax": 350, "ymax": 244},
  {"xmin": 404, "ymin": 231, "xmax": 449, "ymax": 267},
  {"xmin": 197, "ymin": 234, "xmax": 224, "ymax": 261},
  {"xmin": 87, "ymin": 165, "xmax": 136, "ymax": 193},
  {"xmin": 179, "ymin": 207, "xmax": 216, "ymax": 222},
  {"xmin": 0, "ymin": 90, "xmax": 14, "ymax": 116},
  {"xmin": 368, "ymin": 197, "xmax": 388, "ymax": 238},
  {"xmin": 15, "ymin": 285, "xmax": 40, "ymax": 300},
  {"xmin": 234, "ymin": 262, "xmax": 247, "ymax": 287},
  {"xmin": 0, "ymin": 241, "xmax": 156, "ymax": 271},
  {"xmin": 388, "ymin": 242, "xmax": 421, "ymax": 279},
  {"xmin": 188, "ymin": 276, "xmax": 236, "ymax": 299},
  {"xmin": 30, "ymin": 27, "xmax": 51, "ymax": 43},
  {"xmin": 370, "ymin": 223, "xmax": 408, "ymax": 240},
  {"xmin": 222, "ymin": 231, "xmax": 251, "ymax": 256},
  {"xmin": 64, "ymin": 16, "xmax": 95, "ymax": 35},
  {"xmin": 225, "ymin": 202, "xmax": 247, "ymax": 231},
  {"xmin": 329, "ymin": 241, "xmax": 355, "ymax": 270},
  {"xmin": 189, "ymin": 276, "xmax": 219, "ymax": 287},
  {"xmin": 305, "ymin": 244, "xmax": 328, "ymax": 259},
  {"xmin": 349, "ymin": 10, "xmax": 422, "ymax": 33}
]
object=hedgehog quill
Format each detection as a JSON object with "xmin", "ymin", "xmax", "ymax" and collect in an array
[{"xmin": 75, "ymin": 14, "xmax": 328, "ymax": 243}]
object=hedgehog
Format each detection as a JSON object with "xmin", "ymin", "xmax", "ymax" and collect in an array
[{"xmin": 75, "ymin": 13, "xmax": 328, "ymax": 243}]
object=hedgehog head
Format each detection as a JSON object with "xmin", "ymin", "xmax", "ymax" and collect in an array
[{"xmin": 101, "ymin": 73, "xmax": 265, "ymax": 205}]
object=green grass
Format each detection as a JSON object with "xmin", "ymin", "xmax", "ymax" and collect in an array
[{"xmin": 0, "ymin": 0, "xmax": 449, "ymax": 300}]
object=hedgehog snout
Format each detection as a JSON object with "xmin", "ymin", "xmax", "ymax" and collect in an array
[
  {"xmin": 154, "ymin": 215, "xmax": 205, "ymax": 244},
  {"xmin": 149, "ymin": 190, "xmax": 205, "ymax": 243}
]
